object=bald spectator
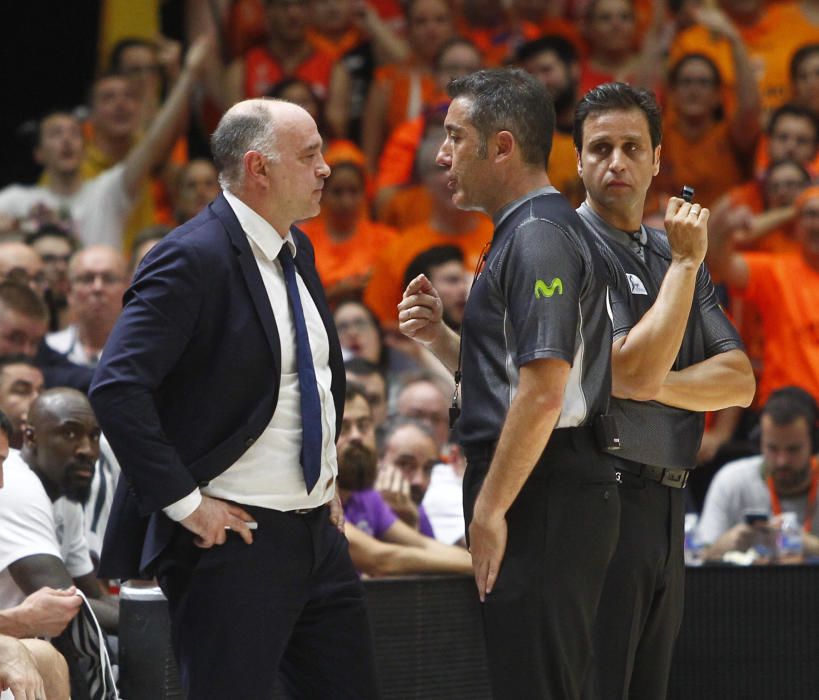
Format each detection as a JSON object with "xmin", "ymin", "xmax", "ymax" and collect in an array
[
  {"xmin": 376, "ymin": 417, "xmax": 438, "ymax": 536},
  {"xmin": 0, "ymin": 242, "xmax": 46, "ymax": 296},
  {"xmin": 46, "ymin": 246, "xmax": 128, "ymax": 367},
  {"xmin": 394, "ymin": 371, "xmax": 466, "ymax": 544},
  {"xmin": 395, "ymin": 371, "xmax": 451, "ymax": 448},
  {"xmin": 0, "ymin": 37, "xmax": 211, "ymax": 249},
  {"xmin": 339, "ymin": 385, "xmax": 472, "ymax": 575},
  {"xmin": 0, "ymin": 283, "xmax": 93, "ymax": 392},
  {"xmin": 0, "ymin": 355, "xmax": 43, "ymax": 449},
  {"xmin": 0, "ymin": 389, "xmax": 117, "ymax": 632},
  {"xmin": 173, "ymin": 158, "xmax": 220, "ymax": 224}
]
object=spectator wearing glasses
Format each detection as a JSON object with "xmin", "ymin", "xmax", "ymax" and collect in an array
[
  {"xmin": 650, "ymin": 49, "xmax": 760, "ymax": 213},
  {"xmin": 24, "ymin": 226, "xmax": 77, "ymax": 332},
  {"xmin": 45, "ymin": 247, "xmax": 127, "ymax": 368}
]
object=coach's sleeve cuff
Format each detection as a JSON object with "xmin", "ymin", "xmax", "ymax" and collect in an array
[{"xmin": 162, "ymin": 489, "xmax": 202, "ymax": 522}]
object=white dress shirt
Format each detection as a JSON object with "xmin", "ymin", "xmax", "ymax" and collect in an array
[{"xmin": 163, "ymin": 191, "xmax": 337, "ymax": 520}]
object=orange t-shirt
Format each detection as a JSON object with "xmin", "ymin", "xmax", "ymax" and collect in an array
[
  {"xmin": 455, "ymin": 18, "xmax": 541, "ymax": 67},
  {"xmin": 754, "ymin": 134, "xmax": 819, "ymax": 178},
  {"xmin": 306, "ymin": 27, "xmax": 364, "ymax": 61},
  {"xmin": 668, "ymin": 4, "xmax": 819, "ymax": 115},
  {"xmin": 374, "ymin": 116, "xmax": 426, "ymax": 193},
  {"xmin": 363, "ymin": 216, "xmax": 494, "ymax": 325},
  {"xmin": 548, "ymin": 130, "xmax": 584, "ymax": 207},
  {"xmin": 378, "ymin": 185, "xmax": 434, "ymax": 230},
  {"xmin": 227, "ymin": 0, "xmax": 269, "ymax": 58},
  {"xmin": 532, "ymin": 17, "xmax": 586, "ymax": 57},
  {"xmin": 373, "ymin": 64, "xmax": 442, "ymax": 136},
  {"xmin": 734, "ymin": 252, "xmax": 819, "ymax": 406},
  {"xmin": 652, "ymin": 118, "xmax": 746, "ymax": 209},
  {"xmin": 728, "ymin": 179, "xmax": 765, "ymax": 213},
  {"xmin": 243, "ymin": 45, "xmax": 334, "ymax": 100},
  {"xmin": 298, "ymin": 216, "xmax": 398, "ymax": 296},
  {"xmin": 728, "ymin": 179, "xmax": 801, "ymax": 254}
]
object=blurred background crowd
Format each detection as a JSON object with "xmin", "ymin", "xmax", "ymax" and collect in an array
[{"xmin": 2, "ymin": 0, "xmax": 819, "ymax": 695}]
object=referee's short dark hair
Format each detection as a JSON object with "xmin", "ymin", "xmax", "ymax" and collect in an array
[
  {"xmin": 573, "ymin": 82, "xmax": 662, "ymax": 153},
  {"xmin": 447, "ymin": 68, "xmax": 555, "ymax": 168}
]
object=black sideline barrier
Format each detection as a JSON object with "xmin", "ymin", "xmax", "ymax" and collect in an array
[{"xmin": 119, "ymin": 566, "xmax": 819, "ymax": 699}]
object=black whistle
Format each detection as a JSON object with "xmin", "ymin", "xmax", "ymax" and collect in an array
[{"xmin": 681, "ymin": 185, "xmax": 695, "ymax": 203}]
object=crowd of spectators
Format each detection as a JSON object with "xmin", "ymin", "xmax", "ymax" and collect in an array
[{"xmin": 2, "ymin": 0, "xmax": 819, "ymax": 694}]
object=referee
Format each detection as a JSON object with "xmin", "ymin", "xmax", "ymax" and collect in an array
[
  {"xmin": 574, "ymin": 83, "xmax": 756, "ymax": 699},
  {"xmin": 399, "ymin": 69, "xmax": 621, "ymax": 698}
]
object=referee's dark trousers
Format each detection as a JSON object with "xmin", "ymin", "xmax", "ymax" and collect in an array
[
  {"xmin": 583, "ymin": 464, "xmax": 686, "ymax": 700},
  {"xmin": 156, "ymin": 504, "xmax": 379, "ymax": 700},
  {"xmin": 463, "ymin": 428, "xmax": 621, "ymax": 700}
]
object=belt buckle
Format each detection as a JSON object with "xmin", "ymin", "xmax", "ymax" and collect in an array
[
  {"xmin": 660, "ymin": 469, "xmax": 688, "ymax": 489},
  {"xmin": 293, "ymin": 507, "xmax": 315, "ymax": 515}
]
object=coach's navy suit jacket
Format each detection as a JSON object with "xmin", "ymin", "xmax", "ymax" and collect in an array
[{"xmin": 90, "ymin": 194, "xmax": 345, "ymax": 580}]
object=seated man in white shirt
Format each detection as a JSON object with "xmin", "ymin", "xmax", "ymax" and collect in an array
[
  {"xmin": 393, "ymin": 371, "xmax": 467, "ymax": 545},
  {"xmin": 0, "ymin": 388, "xmax": 118, "ymax": 631},
  {"xmin": 0, "ymin": 37, "xmax": 211, "ymax": 250},
  {"xmin": 46, "ymin": 246, "xmax": 128, "ymax": 367},
  {"xmin": 698, "ymin": 386, "xmax": 819, "ymax": 561},
  {"xmin": 0, "ymin": 408, "xmax": 74, "ymax": 700}
]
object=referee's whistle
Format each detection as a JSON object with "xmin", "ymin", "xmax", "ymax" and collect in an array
[{"xmin": 680, "ymin": 185, "xmax": 695, "ymax": 203}]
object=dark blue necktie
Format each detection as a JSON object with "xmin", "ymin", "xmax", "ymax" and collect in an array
[{"xmin": 278, "ymin": 245, "xmax": 322, "ymax": 493}]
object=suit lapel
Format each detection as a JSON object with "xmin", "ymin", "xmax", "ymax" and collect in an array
[{"xmin": 211, "ymin": 195, "xmax": 282, "ymax": 362}]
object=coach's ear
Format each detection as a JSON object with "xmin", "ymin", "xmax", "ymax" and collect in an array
[{"xmin": 652, "ymin": 144, "xmax": 662, "ymax": 177}]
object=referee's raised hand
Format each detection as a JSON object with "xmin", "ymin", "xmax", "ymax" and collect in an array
[
  {"xmin": 398, "ymin": 274, "xmax": 444, "ymax": 346},
  {"xmin": 665, "ymin": 196, "xmax": 710, "ymax": 268}
]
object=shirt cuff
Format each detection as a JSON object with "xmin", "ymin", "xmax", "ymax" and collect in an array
[{"xmin": 162, "ymin": 489, "xmax": 202, "ymax": 522}]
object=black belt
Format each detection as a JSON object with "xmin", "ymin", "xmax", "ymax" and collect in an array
[
  {"xmin": 463, "ymin": 426, "xmax": 599, "ymax": 463},
  {"xmin": 615, "ymin": 462, "xmax": 689, "ymax": 489}
]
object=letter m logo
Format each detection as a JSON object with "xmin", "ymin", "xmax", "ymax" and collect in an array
[{"xmin": 534, "ymin": 278, "xmax": 563, "ymax": 299}]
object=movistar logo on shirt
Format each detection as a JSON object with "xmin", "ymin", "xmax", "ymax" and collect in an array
[{"xmin": 534, "ymin": 278, "xmax": 563, "ymax": 298}]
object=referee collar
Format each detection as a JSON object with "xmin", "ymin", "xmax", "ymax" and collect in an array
[
  {"xmin": 493, "ymin": 186, "xmax": 560, "ymax": 229},
  {"xmin": 577, "ymin": 201, "xmax": 648, "ymax": 250}
]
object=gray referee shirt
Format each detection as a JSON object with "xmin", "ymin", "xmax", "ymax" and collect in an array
[
  {"xmin": 456, "ymin": 187, "xmax": 615, "ymax": 447},
  {"xmin": 577, "ymin": 202, "xmax": 743, "ymax": 469}
]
